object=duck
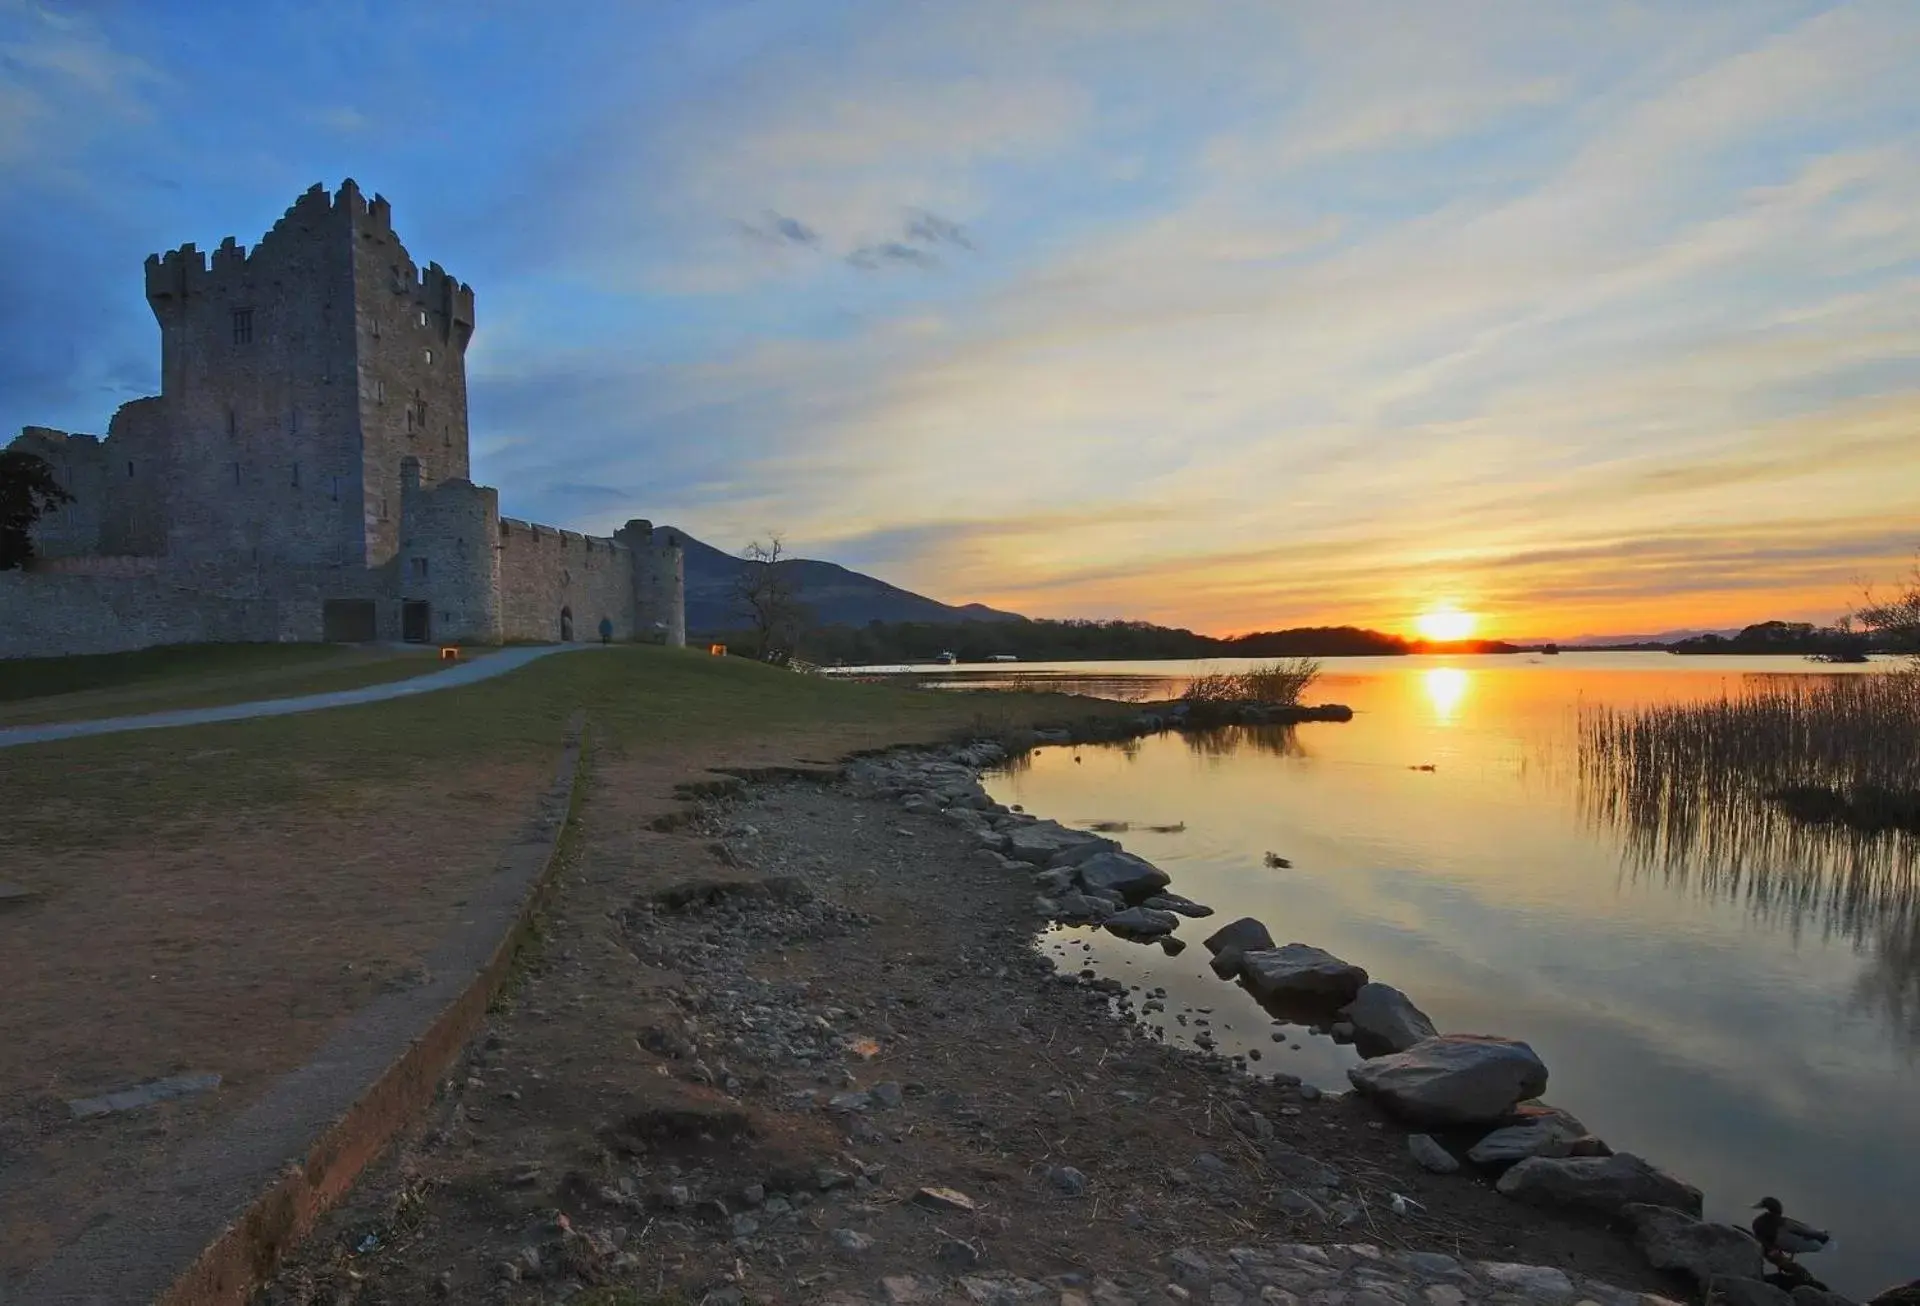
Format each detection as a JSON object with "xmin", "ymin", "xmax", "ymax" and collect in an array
[{"xmin": 1751, "ymin": 1197, "xmax": 1831, "ymax": 1264}]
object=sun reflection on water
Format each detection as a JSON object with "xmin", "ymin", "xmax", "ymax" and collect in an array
[{"xmin": 1421, "ymin": 667, "xmax": 1470, "ymax": 721}]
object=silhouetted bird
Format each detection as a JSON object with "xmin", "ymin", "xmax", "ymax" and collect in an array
[{"xmin": 1752, "ymin": 1197, "xmax": 1830, "ymax": 1265}]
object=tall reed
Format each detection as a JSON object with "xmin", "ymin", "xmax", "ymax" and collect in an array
[{"xmin": 1181, "ymin": 658, "xmax": 1322, "ymax": 706}]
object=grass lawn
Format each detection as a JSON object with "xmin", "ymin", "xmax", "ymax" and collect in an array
[
  {"xmin": 1, "ymin": 647, "xmax": 1120, "ymax": 1279},
  {"xmin": 0, "ymin": 643, "xmax": 460, "ymax": 727},
  {"xmin": 0, "ymin": 645, "xmax": 1095, "ymax": 850}
]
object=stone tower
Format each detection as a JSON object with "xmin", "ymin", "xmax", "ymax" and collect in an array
[{"xmin": 142, "ymin": 180, "xmax": 475, "ymax": 570}]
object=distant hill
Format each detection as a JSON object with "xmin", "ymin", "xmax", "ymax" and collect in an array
[
  {"xmin": 658, "ymin": 527, "xmax": 1025, "ymax": 633},
  {"xmin": 1551, "ymin": 628, "xmax": 1743, "ymax": 647}
]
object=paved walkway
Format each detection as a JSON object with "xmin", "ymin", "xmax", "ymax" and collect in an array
[{"xmin": 0, "ymin": 644, "xmax": 586, "ymax": 752}]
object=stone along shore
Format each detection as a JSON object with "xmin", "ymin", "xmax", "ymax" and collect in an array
[{"xmin": 261, "ymin": 722, "xmax": 1899, "ymax": 1306}]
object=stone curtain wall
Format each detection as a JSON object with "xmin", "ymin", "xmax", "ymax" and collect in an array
[
  {"xmin": 495, "ymin": 520, "xmax": 637, "ymax": 643},
  {"xmin": 0, "ymin": 572, "xmax": 287, "ymax": 660}
]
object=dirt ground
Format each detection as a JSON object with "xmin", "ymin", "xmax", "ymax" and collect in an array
[
  {"xmin": 0, "ymin": 756, "xmax": 554, "ymax": 1278},
  {"xmin": 261, "ymin": 742, "xmax": 1679, "ymax": 1306}
]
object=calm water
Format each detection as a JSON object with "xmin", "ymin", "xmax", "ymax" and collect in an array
[{"xmin": 892, "ymin": 654, "xmax": 1914, "ymax": 1296}]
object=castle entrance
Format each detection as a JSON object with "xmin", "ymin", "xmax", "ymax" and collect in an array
[
  {"xmin": 559, "ymin": 605, "xmax": 574, "ymax": 642},
  {"xmin": 401, "ymin": 600, "xmax": 431, "ymax": 644},
  {"xmin": 322, "ymin": 598, "xmax": 377, "ymax": 643}
]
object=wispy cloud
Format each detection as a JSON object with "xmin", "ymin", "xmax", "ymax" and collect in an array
[{"xmin": 6, "ymin": 0, "xmax": 1919, "ymax": 636}]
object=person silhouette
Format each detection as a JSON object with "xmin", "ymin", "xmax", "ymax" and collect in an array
[{"xmin": 598, "ymin": 616, "xmax": 613, "ymax": 645}]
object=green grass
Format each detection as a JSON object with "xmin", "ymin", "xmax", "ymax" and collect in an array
[
  {"xmin": 0, "ymin": 647, "xmax": 459, "ymax": 727},
  {"xmin": 0, "ymin": 647, "xmax": 1111, "ymax": 852},
  {"xmin": 0, "ymin": 642, "xmax": 356, "ymax": 703}
]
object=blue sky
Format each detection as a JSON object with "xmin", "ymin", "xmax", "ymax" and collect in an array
[{"xmin": 4, "ymin": 0, "xmax": 1918, "ymax": 635}]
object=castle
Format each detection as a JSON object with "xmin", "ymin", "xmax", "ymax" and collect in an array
[{"xmin": 1, "ymin": 181, "xmax": 686, "ymax": 659}]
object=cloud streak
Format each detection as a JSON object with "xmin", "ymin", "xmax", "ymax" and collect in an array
[{"xmin": 4, "ymin": 0, "xmax": 1919, "ymax": 637}]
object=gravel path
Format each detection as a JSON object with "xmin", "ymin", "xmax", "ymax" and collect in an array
[{"xmin": 0, "ymin": 643, "xmax": 584, "ymax": 751}]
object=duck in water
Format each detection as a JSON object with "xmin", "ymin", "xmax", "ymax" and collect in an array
[{"xmin": 1752, "ymin": 1197, "xmax": 1831, "ymax": 1268}]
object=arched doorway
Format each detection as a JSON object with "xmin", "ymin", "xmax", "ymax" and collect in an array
[{"xmin": 560, "ymin": 605, "xmax": 574, "ymax": 642}]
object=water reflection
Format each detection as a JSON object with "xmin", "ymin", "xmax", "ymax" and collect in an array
[
  {"xmin": 1181, "ymin": 723, "xmax": 1306, "ymax": 760},
  {"xmin": 1575, "ymin": 699, "xmax": 1920, "ymax": 1050},
  {"xmin": 1422, "ymin": 667, "xmax": 1469, "ymax": 722},
  {"xmin": 974, "ymin": 656, "xmax": 1919, "ymax": 1295}
]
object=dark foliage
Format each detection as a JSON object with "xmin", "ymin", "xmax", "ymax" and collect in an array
[{"xmin": 0, "ymin": 449, "xmax": 74, "ymax": 570}]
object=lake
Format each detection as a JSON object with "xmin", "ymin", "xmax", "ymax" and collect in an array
[{"xmin": 860, "ymin": 654, "xmax": 1918, "ymax": 1297}]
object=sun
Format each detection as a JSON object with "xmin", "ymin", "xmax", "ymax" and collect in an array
[{"xmin": 1414, "ymin": 606, "xmax": 1479, "ymax": 642}]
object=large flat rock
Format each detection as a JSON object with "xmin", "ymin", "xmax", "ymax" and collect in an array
[
  {"xmin": 1339, "ymin": 982, "xmax": 1437, "ymax": 1056},
  {"xmin": 1496, "ymin": 1152, "xmax": 1703, "ymax": 1218},
  {"xmin": 1074, "ymin": 850, "xmax": 1171, "ymax": 901},
  {"xmin": 1346, "ymin": 1034, "xmax": 1547, "ymax": 1126},
  {"xmin": 1623, "ymin": 1203, "xmax": 1765, "ymax": 1284},
  {"xmin": 1240, "ymin": 944, "xmax": 1369, "ymax": 1006}
]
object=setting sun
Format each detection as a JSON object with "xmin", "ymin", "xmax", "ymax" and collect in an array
[{"xmin": 1414, "ymin": 607, "xmax": 1479, "ymax": 642}]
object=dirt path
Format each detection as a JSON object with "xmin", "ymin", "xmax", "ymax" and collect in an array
[{"xmin": 262, "ymin": 738, "xmax": 1681, "ymax": 1306}]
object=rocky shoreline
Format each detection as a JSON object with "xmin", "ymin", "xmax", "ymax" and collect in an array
[
  {"xmin": 259, "ymin": 721, "xmax": 1901, "ymax": 1306},
  {"xmin": 852, "ymin": 731, "xmax": 1894, "ymax": 1306}
]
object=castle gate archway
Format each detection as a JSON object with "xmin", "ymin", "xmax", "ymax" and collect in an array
[{"xmin": 560, "ymin": 605, "xmax": 574, "ymax": 642}]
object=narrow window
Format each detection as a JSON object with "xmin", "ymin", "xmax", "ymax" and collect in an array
[
  {"xmin": 232, "ymin": 461, "xmax": 242, "ymax": 486},
  {"xmin": 231, "ymin": 308, "xmax": 253, "ymax": 345},
  {"xmin": 380, "ymin": 496, "xmax": 388, "ymax": 521},
  {"xmin": 126, "ymin": 460, "xmax": 135, "ymax": 478},
  {"xmin": 290, "ymin": 407, "xmax": 299, "ymax": 434},
  {"xmin": 411, "ymin": 557, "xmax": 429, "ymax": 580},
  {"xmin": 418, "ymin": 310, "xmax": 427, "ymax": 327},
  {"xmin": 424, "ymin": 348, "xmax": 434, "ymax": 365},
  {"xmin": 227, "ymin": 407, "xmax": 237, "ymax": 438},
  {"xmin": 405, "ymin": 407, "xmax": 415, "ymax": 434},
  {"xmin": 291, "ymin": 462, "xmax": 301, "ymax": 489},
  {"xmin": 330, "ymin": 475, "xmax": 340, "ymax": 502},
  {"xmin": 376, "ymin": 379, "xmax": 386, "ymax": 404}
]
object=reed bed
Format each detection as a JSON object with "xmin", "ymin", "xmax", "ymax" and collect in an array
[
  {"xmin": 1182, "ymin": 657, "xmax": 1322, "ymax": 706},
  {"xmin": 1580, "ymin": 669, "xmax": 1920, "ymax": 811},
  {"xmin": 1577, "ymin": 669, "xmax": 1920, "ymax": 1044}
]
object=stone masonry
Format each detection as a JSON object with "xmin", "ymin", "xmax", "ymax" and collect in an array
[{"xmin": 1, "ymin": 181, "xmax": 685, "ymax": 658}]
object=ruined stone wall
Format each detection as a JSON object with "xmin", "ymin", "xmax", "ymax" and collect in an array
[
  {"xmin": 144, "ymin": 183, "xmax": 364, "ymax": 569},
  {"xmin": 10, "ymin": 428, "xmax": 108, "ymax": 558},
  {"xmin": 99, "ymin": 398, "xmax": 173, "ymax": 556},
  {"xmin": 495, "ymin": 519, "xmax": 636, "ymax": 644},
  {"xmin": 349, "ymin": 192, "xmax": 475, "ymax": 568}
]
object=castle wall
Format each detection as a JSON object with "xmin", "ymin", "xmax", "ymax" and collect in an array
[
  {"xmin": 615, "ymin": 520, "xmax": 689, "ymax": 646},
  {"xmin": 144, "ymin": 183, "xmax": 364, "ymax": 569},
  {"xmin": 350, "ymin": 193, "xmax": 475, "ymax": 568},
  {"xmin": 495, "ymin": 519, "xmax": 637, "ymax": 644},
  {"xmin": 5, "ymin": 182, "xmax": 682, "ymax": 661},
  {"xmin": 399, "ymin": 468, "xmax": 501, "ymax": 644},
  {"xmin": 0, "ymin": 571, "xmax": 290, "ymax": 660}
]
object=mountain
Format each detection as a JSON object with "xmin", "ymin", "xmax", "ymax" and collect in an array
[{"xmin": 658, "ymin": 527, "xmax": 1025, "ymax": 633}]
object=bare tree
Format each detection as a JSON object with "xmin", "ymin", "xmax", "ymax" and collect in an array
[
  {"xmin": 734, "ymin": 535, "xmax": 808, "ymax": 664},
  {"xmin": 1855, "ymin": 560, "xmax": 1920, "ymax": 662}
]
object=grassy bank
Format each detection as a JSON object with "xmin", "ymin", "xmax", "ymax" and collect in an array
[
  {"xmin": 0, "ymin": 646, "xmax": 1115, "ymax": 852},
  {"xmin": 0, "ymin": 643, "xmax": 455, "ymax": 727}
]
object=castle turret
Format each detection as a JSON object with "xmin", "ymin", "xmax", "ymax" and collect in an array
[
  {"xmin": 616, "ymin": 518, "xmax": 686, "ymax": 647},
  {"xmin": 400, "ymin": 464, "xmax": 501, "ymax": 644}
]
